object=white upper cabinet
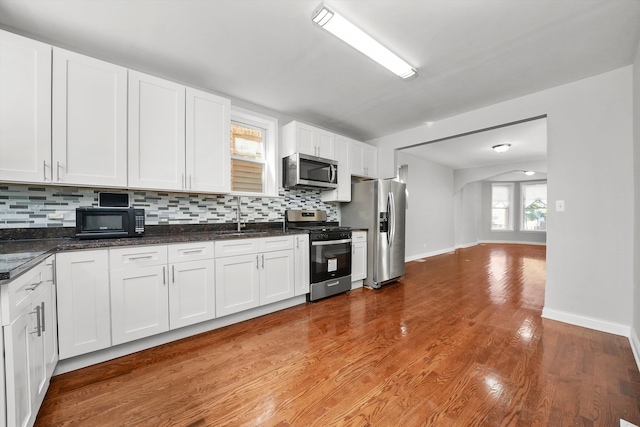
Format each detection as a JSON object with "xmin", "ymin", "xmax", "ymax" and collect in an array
[
  {"xmin": 53, "ymin": 48, "xmax": 128, "ymax": 187},
  {"xmin": 185, "ymin": 87, "xmax": 231, "ymax": 193},
  {"xmin": 0, "ymin": 30, "xmax": 51, "ymax": 183},
  {"xmin": 128, "ymin": 70, "xmax": 186, "ymax": 191},
  {"xmin": 349, "ymin": 140, "xmax": 378, "ymax": 178},
  {"xmin": 321, "ymin": 135, "xmax": 351, "ymax": 203},
  {"xmin": 282, "ymin": 121, "xmax": 335, "ymax": 160}
]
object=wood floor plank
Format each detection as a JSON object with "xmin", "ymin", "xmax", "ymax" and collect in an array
[{"xmin": 35, "ymin": 244, "xmax": 640, "ymax": 426}]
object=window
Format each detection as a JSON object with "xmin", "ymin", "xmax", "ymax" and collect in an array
[
  {"xmin": 230, "ymin": 107, "xmax": 278, "ymax": 196},
  {"xmin": 491, "ymin": 183, "xmax": 513, "ymax": 230},
  {"xmin": 231, "ymin": 123, "xmax": 265, "ymax": 193},
  {"xmin": 521, "ymin": 182, "xmax": 547, "ymax": 231}
]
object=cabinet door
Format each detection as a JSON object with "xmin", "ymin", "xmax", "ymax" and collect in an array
[
  {"xmin": 110, "ymin": 265, "xmax": 169, "ymax": 345},
  {"xmin": 215, "ymin": 254, "xmax": 260, "ymax": 317},
  {"xmin": 186, "ymin": 87, "xmax": 231, "ymax": 193},
  {"xmin": 30, "ymin": 285, "xmax": 49, "ymax": 411},
  {"xmin": 321, "ymin": 135, "xmax": 351, "ymax": 202},
  {"xmin": 0, "ymin": 30, "xmax": 51, "ymax": 183},
  {"xmin": 52, "ymin": 48, "xmax": 127, "ymax": 186},
  {"xmin": 260, "ymin": 249, "xmax": 295, "ymax": 305},
  {"xmin": 362, "ymin": 144, "xmax": 378, "ymax": 178},
  {"xmin": 169, "ymin": 260, "xmax": 216, "ymax": 329},
  {"xmin": 316, "ymin": 128, "xmax": 335, "ymax": 159},
  {"xmin": 352, "ymin": 242, "xmax": 367, "ymax": 282},
  {"xmin": 43, "ymin": 272, "xmax": 58, "ymax": 379},
  {"xmin": 295, "ymin": 122, "xmax": 317, "ymax": 156},
  {"xmin": 4, "ymin": 307, "xmax": 33, "ymax": 427},
  {"xmin": 294, "ymin": 235, "xmax": 310, "ymax": 296},
  {"xmin": 128, "ymin": 70, "xmax": 186, "ymax": 190},
  {"xmin": 56, "ymin": 250, "xmax": 111, "ymax": 359},
  {"xmin": 349, "ymin": 141, "xmax": 365, "ymax": 176}
]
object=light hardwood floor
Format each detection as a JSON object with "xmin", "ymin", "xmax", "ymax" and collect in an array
[{"xmin": 36, "ymin": 244, "xmax": 640, "ymax": 426}]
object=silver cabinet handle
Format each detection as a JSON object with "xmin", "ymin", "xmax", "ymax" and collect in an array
[
  {"xmin": 256, "ymin": 255, "xmax": 259, "ymax": 269},
  {"xmin": 327, "ymin": 281, "xmax": 340, "ymax": 287},
  {"xmin": 172, "ymin": 265, "xmax": 175, "ymax": 283},
  {"xmin": 41, "ymin": 302, "xmax": 45, "ymax": 332},
  {"xmin": 296, "ymin": 237, "xmax": 299, "ymax": 249},
  {"xmin": 162, "ymin": 266, "xmax": 166, "ymax": 285},
  {"xmin": 129, "ymin": 255, "xmax": 153, "ymax": 261},
  {"xmin": 261, "ymin": 254, "xmax": 265, "ymax": 268},
  {"xmin": 30, "ymin": 305, "xmax": 42, "ymax": 337},
  {"xmin": 56, "ymin": 161, "xmax": 62, "ymax": 181},
  {"xmin": 26, "ymin": 279, "xmax": 43, "ymax": 292},
  {"xmin": 182, "ymin": 249, "xmax": 203, "ymax": 255},
  {"xmin": 189, "ymin": 175, "xmax": 192, "ymax": 189},
  {"xmin": 43, "ymin": 160, "xmax": 48, "ymax": 181}
]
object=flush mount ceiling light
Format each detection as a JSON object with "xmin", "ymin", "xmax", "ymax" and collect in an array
[
  {"xmin": 312, "ymin": 3, "xmax": 417, "ymax": 80},
  {"xmin": 524, "ymin": 171, "xmax": 536, "ymax": 176},
  {"xmin": 492, "ymin": 144, "xmax": 511, "ymax": 153}
]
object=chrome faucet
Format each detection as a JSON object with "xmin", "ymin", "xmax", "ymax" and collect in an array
[{"xmin": 236, "ymin": 197, "xmax": 246, "ymax": 231}]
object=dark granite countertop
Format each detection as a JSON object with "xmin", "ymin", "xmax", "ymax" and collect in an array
[{"xmin": 0, "ymin": 224, "xmax": 308, "ymax": 283}]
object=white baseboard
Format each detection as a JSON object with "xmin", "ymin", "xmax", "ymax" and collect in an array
[
  {"xmin": 541, "ymin": 307, "xmax": 630, "ymax": 337},
  {"xmin": 405, "ymin": 247, "xmax": 455, "ymax": 262},
  {"xmin": 630, "ymin": 327, "xmax": 640, "ymax": 374},
  {"xmin": 478, "ymin": 239, "xmax": 547, "ymax": 246},
  {"xmin": 455, "ymin": 241, "xmax": 478, "ymax": 249}
]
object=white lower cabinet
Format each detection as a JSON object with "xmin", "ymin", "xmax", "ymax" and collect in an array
[
  {"xmin": 167, "ymin": 243, "xmax": 216, "ymax": 329},
  {"xmin": 215, "ymin": 253, "xmax": 260, "ymax": 317},
  {"xmin": 294, "ymin": 234, "xmax": 310, "ymax": 296},
  {"xmin": 215, "ymin": 236, "xmax": 295, "ymax": 317},
  {"xmin": 352, "ymin": 231, "xmax": 367, "ymax": 286},
  {"xmin": 110, "ymin": 263, "xmax": 169, "ymax": 346},
  {"xmin": 2, "ymin": 256, "xmax": 56, "ymax": 427},
  {"xmin": 110, "ymin": 243, "xmax": 216, "ymax": 345},
  {"xmin": 56, "ymin": 250, "xmax": 111, "ymax": 359}
]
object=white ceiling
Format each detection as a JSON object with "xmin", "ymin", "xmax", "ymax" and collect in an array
[
  {"xmin": 400, "ymin": 117, "xmax": 547, "ymax": 170},
  {"xmin": 1, "ymin": 0, "xmax": 639, "ymax": 144}
]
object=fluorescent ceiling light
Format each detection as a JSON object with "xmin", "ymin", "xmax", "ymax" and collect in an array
[
  {"xmin": 524, "ymin": 171, "xmax": 536, "ymax": 176},
  {"xmin": 492, "ymin": 144, "xmax": 511, "ymax": 153},
  {"xmin": 312, "ymin": 3, "xmax": 417, "ymax": 80}
]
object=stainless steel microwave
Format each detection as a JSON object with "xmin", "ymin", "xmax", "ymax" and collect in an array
[
  {"xmin": 283, "ymin": 153, "xmax": 338, "ymax": 190},
  {"xmin": 75, "ymin": 207, "xmax": 145, "ymax": 239}
]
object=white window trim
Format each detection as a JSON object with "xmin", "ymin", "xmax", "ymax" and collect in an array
[
  {"xmin": 230, "ymin": 106, "xmax": 279, "ymax": 197},
  {"xmin": 520, "ymin": 180, "xmax": 547, "ymax": 233},
  {"xmin": 491, "ymin": 182, "xmax": 514, "ymax": 231}
]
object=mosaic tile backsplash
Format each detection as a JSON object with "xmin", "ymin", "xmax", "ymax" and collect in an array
[{"xmin": 0, "ymin": 184, "xmax": 339, "ymax": 228}]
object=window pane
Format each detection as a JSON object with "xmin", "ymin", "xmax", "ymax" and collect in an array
[
  {"xmin": 491, "ymin": 183, "xmax": 513, "ymax": 230},
  {"xmin": 231, "ymin": 159, "xmax": 264, "ymax": 193},
  {"xmin": 231, "ymin": 123, "xmax": 264, "ymax": 160},
  {"xmin": 522, "ymin": 183, "xmax": 547, "ymax": 231}
]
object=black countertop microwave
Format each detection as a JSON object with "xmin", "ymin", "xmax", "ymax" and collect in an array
[{"xmin": 75, "ymin": 207, "xmax": 145, "ymax": 239}]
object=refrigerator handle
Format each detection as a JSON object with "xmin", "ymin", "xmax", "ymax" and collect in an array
[
  {"xmin": 386, "ymin": 192, "xmax": 392, "ymax": 247},
  {"xmin": 389, "ymin": 192, "xmax": 396, "ymax": 247}
]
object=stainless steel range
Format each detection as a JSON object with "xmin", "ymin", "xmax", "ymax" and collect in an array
[{"xmin": 285, "ymin": 210, "xmax": 352, "ymax": 301}]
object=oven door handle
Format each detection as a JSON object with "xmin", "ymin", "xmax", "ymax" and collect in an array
[{"xmin": 311, "ymin": 239, "xmax": 352, "ymax": 246}]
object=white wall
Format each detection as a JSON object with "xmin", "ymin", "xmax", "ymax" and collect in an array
[
  {"xmin": 454, "ymin": 181, "xmax": 481, "ymax": 248},
  {"xmin": 370, "ymin": 66, "xmax": 635, "ymax": 335},
  {"xmin": 632, "ymin": 42, "xmax": 640, "ymax": 363},
  {"xmin": 396, "ymin": 151, "xmax": 455, "ymax": 261}
]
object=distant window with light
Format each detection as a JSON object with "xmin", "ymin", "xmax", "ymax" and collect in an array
[
  {"xmin": 230, "ymin": 122, "xmax": 265, "ymax": 193},
  {"xmin": 491, "ymin": 183, "xmax": 513, "ymax": 230},
  {"xmin": 521, "ymin": 182, "xmax": 547, "ymax": 231}
]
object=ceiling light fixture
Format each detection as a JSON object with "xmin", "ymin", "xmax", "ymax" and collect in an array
[
  {"xmin": 524, "ymin": 171, "xmax": 536, "ymax": 176},
  {"xmin": 312, "ymin": 3, "xmax": 417, "ymax": 80},
  {"xmin": 492, "ymin": 144, "xmax": 511, "ymax": 153}
]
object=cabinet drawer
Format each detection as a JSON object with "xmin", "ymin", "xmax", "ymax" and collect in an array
[
  {"xmin": 1, "ymin": 262, "xmax": 45, "ymax": 325},
  {"xmin": 168, "ymin": 242, "xmax": 214, "ymax": 263},
  {"xmin": 352, "ymin": 231, "xmax": 367, "ymax": 242},
  {"xmin": 109, "ymin": 245, "xmax": 168, "ymax": 270},
  {"xmin": 215, "ymin": 238, "xmax": 260, "ymax": 258},
  {"xmin": 259, "ymin": 236, "xmax": 293, "ymax": 252}
]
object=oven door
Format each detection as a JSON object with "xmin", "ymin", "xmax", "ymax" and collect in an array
[{"xmin": 310, "ymin": 238, "xmax": 351, "ymax": 283}]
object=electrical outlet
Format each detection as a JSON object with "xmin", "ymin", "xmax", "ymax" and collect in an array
[
  {"xmin": 555, "ymin": 200, "xmax": 565, "ymax": 212},
  {"xmin": 48, "ymin": 212, "xmax": 65, "ymax": 220}
]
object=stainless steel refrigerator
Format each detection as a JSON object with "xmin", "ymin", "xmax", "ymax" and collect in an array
[{"xmin": 341, "ymin": 179, "xmax": 406, "ymax": 289}]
